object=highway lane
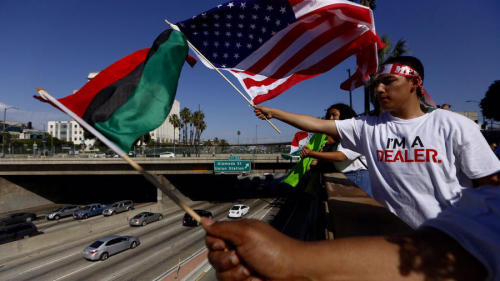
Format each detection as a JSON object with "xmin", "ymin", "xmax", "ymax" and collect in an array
[
  {"xmin": 0, "ymin": 200, "xmax": 212, "ymax": 280},
  {"xmin": 0, "ymin": 199, "xmax": 271, "ymax": 281}
]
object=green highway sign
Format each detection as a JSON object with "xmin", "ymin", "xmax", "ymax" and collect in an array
[{"xmin": 214, "ymin": 160, "xmax": 251, "ymax": 173}]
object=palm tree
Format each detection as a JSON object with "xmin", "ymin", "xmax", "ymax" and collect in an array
[
  {"xmin": 168, "ymin": 114, "xmax": 181, "ymax": 144},
  {"xmin": 192, "ymin": 110, "xmax": 206, "ymax": 145},
  {"xmin": 179, "ymin": 107, "xmax": 191, "ymax": 145},
  {"xmin": 378, "ymin": 36, "xmax": 409, "ymax": 65},
  {"xmin": 237, "ymin": 130, "xmax": 241, "ymax": 145}
]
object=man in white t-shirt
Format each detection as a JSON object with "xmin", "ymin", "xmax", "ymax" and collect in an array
[{"xmin": 254, "ymin": 56, "xmax": 500, "ymax": 228}]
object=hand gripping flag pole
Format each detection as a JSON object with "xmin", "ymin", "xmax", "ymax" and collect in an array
[
  {"xmin": 164, "ymin": 19, "xmax": 281, "ymax": 134},
  {"xmin": 36, "ymin": 88, "xmax": 202, "ymax": 223}
]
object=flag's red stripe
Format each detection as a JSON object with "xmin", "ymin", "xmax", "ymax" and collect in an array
[
  {"xmin": 243, "ymin": 22, "xmax": 353, "ymax": 88},
  {"xmin": 246, "ymin": 15, "xmax": 326, "ymax": 74},
  {"xmin": 291, "ymin": 131, "xmax": 309, "ymax": 146},
  {"xmin": 58, "ymin": 49, "xmax": 149, "ymax": 117},
  {"xmin": 252, "ymin": 72, "xmax": 320, "ymax": 104},
  {"xmin": 288, "ymin": 0, "xmax": 305, "ymax": 7},
  {"xmin": 296, "ymin": 3, "xmax": 372, "ymax": 24}
]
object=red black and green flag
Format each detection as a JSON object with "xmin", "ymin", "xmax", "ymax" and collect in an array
[{"xmin": 36, "ymin": 29, "xmax": 189, "ymax": 152}]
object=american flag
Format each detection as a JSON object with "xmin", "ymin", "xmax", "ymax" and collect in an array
[{"xmin": 177, "ymin": 0, "xmax": 384, "ymax": 104}]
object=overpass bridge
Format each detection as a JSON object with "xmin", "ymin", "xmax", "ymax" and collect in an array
[{"xmin": 0, "ymin": 154, "xmax": 296, "ymax": 176}]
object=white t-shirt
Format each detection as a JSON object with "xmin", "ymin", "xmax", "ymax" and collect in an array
[
  {"xmin": 423, "ymin": 186, "xmax": 500, "ymax": 281},
  {"xmin": 333, "ymin": 143, "xmax": 367, "ymax": 173},
  {"xmin": 335, "ymin": 109, "xmax": 500, "ymax": 228}
]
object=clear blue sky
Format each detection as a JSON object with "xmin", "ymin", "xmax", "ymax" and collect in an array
[{"xmin": 1, "ymin": 0, "xmax": 499, "ymax": 144}]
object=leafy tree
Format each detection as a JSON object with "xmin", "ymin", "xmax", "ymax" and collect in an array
[
  {"xmin": 480, "ymin": 80, "xmax": 500, "ymax": 121},
  {"xmin": 203, "ymin": 139, "xmax": 212, "ymax": 146}
]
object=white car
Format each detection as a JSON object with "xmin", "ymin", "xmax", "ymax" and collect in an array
[
  {"xmin": 159, "ymin": 152, "xmax": 175, "ymax": 158},
  {"xmin": 228, "ymin": 204, "xmax": 250, "ymax": 218}
]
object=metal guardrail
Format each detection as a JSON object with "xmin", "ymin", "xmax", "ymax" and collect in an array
[{"xmin": 0, "ymin": 144, "xmax": 291, "ymax": 158}]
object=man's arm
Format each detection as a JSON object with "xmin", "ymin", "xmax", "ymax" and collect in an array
[
  {"xmin": 203, "ymin": 219, "xmax": 486, "ymax": 281},
  {"xmin": 254, "ymin": 106, "xmax": 340, "ymax": 139},
  {"xmin": 301, "ymin": 146, "xmax": 347, "ymax": 162},
  {"xmin": 472, "ymin": 172, "xmax": 499, "ymax": 187}
]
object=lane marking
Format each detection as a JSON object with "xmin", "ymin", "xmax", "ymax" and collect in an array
[{"xmin": 52, "ymin": 262, "xmax": 96, "ymax": 281}]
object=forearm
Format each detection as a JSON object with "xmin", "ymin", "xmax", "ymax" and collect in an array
[
  {"xmin": 292, "ymin": 228, "xmax": 486, "ymax": 281},
  {"xmin": 307, "ymin": 151, "xmax": 346, "ymax": 162},
  {"xmin": 271, "ymin": 108, "xmax": 339, "ymax": 138}
]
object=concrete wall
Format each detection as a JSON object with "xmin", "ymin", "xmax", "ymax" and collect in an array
[{"xmin": 0, "ymin": 177, "xmax": 53, "ymax": 214}]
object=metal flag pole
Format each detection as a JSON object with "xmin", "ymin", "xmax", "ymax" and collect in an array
[
  {"xmin": 36, "ymin": 88, "xmax": 201, "ymax": 223},
  {"xmin": 164, "ymin": 19, "xmax": 281, "ymax": 134}
]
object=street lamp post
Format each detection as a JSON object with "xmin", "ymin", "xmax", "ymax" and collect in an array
[{"xmin": 2, "ymin": 106, "xmax": 19, "ymax": 158}]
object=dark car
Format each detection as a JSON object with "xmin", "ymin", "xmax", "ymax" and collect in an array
[
  {"xmin": 183, "ymin": 210, "xmax": 213, "ymax": 227},
  {"xmin": 73, "ymin": 203, "xmax": 108, "ymax": 220},
  {"xmin": 0, "ymin": 222, "xmax": 39, "ymax": 244},
  {"xmin": 0, "ymin": 213, "xmax": 37, "ymax": 225}
]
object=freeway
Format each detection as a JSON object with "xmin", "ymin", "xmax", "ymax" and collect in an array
[{"xmin": 0, "ymin": 199, "xmax": 277, "ymax": 281}]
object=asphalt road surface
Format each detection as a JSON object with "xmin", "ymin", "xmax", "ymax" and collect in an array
[{"xmin": 0, "ymin": 199, "xmax": 273, "ymax": 281}]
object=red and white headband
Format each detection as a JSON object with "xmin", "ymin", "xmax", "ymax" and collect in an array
[{"xmin": 377, "ymin": 63, "xmax": 423, "ymax": 88}]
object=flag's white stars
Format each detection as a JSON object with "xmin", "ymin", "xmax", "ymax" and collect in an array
[
  {"xmin": 249, "ymin": 34, "xmax": 254, "ymax": 39},
  {"xmin": 253, "ymin": 4, "xmax": 259, "ymax": 10},
  {"xmin": 214, "ymin": 23, "xmax": 220, "ymax": 27},
  {"xmin": 271, "ymin": 31, "xmax": 276, "ymax": 35},
  {"xmin": 226, "ymin": 31, "xmax": 231, "ymax": 36},
  {"xmin": 236, "ymin": 43, "xmax": 241, "ymax": 48},
  {"xmin": 214, "ymin": 41, "xmax": 219, "ymax": 47},
  {"xmin": 221, "ymin": 64, "xmax": 227, "ymax": 68},
  {"xmin": 213, "ymin": 52, "xmax": 218, "ymax": 58},
  {"xmin": 226, "ymin": 23, "xmax": 232, "ymax": 27},
  {"xmin": 280, "ymin": 7, "xmax": 286, "ymax": 14},
  {"xmin": 223, "ymin": 53, "xmax": 228, "ymax": 58},
  {"xmin": 238, "ymin": 23, "xmax": 244, "ymax": 28},
  {"xmin": 202, "ymin": 23, "xmax": 208, "ymax": 27},
  {"xmin": 264, "ymin": 16, "xmax": 270, "ymax": 22},
  {"xmin": 240, "ymin": 2, "xmax": 246, "ymax": 9},
  {"xmin": 202, "ymin": 13, "xmax": 207, "ymax": 18},
  {"xmin": 227, "ymin": 2, "xmax": 234, "ymax": 8},
  {"xmin": 250, "ymin": 24, "xmax": 256, "ymax": 29},
  {"xmin": 252, "ymin": 15, "xmax": 258, "ymax": 20},
  {"xmin": 246, "ymin": 43, "xmax": 252, "ymax": 49},
  {"xmin": 203, "ymin": 31, "xmax": 209, "ymax": 35},
  {"xmin": 258, "ymin": 38, "xmax": 263, "ymax": 43},
  {"xmin": 193, "ymin": 32, "xmax": 198, "ymax": 35},
  {"xmin": 214, "ymin": 31, "xmax": 220, "ymax": 36},
  {"xmin": 217, "ymin": 4, "xmax": 222, "ymax": 8},
  {"xmin": 190, "ymin": 24, "xmax": 196, "ymax": 28},
  {"xmin": 275, "ymin": 20, "xmax": 281, "ymax": 26},
  {"xmin": 203, "ymin": 41, "xmax": 208, "ymax": 46},
  {"xmin": 237, "ymin": 32, "xmax": 242, "ymax": 37},
  {"xmin": 226, "ymin": 14, "xmax": 232, "ymax": 19},
  {"xmin": 225, "ymin": 42, "xmax": 230, "ymax": 47},
  {"xmin": 261, "ymin": 27, "xmax": 267, "ymax": 33},
  {"xmin": 266, "ymin": 5, "xmax": 273, "ymax": 11},
  {"xmin": 234, "ymin": 53, "xmax": 240, "ymax": 59},
  {"xmin": 239, "ymin": 14, "xmax": 245, "ymax": 19},
  {"xmin": 214, "ymin": 14, "xmax": 220, "ymax": 19}
]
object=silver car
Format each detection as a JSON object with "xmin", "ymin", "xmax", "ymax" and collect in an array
[
  {"xmin": 47, "ymin": 205, "xmax": 80, "ymax": 220},
  {"xmin": 129, "ymin": 212, "xmax": 162, "ymax": 226},
  {"xmin": 102, "ymin": 200, "xmax": 134, "ymax": 216},
  {"xmin": 82, "ymin": 235, "xmax": 140, "ymax": 261}
]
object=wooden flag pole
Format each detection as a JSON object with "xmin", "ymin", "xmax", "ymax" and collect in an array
[
  {"xmin": 164, "ymin": 19, "xmax": 281, "ymax": 134},
  {"xmin": 36, "ymin": 88, "xmax": 202, "ymax": 223}
]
